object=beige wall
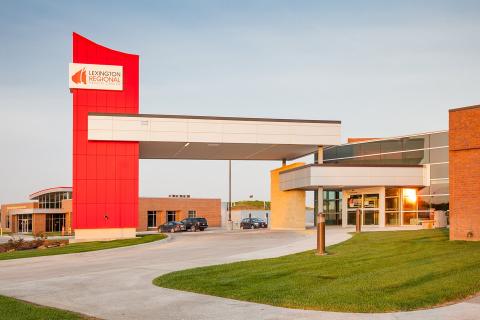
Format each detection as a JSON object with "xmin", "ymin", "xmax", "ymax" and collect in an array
[{"xmin": 270, "ymin": 163, "xmax": 306, "ymax": 230}]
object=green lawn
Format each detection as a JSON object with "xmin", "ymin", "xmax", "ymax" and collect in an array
[
  {"xmin": 0, "ymin": 295, "xmax": 96, "ymax": 320},
  {"xmin": 154, "ymin": 229, "xmax": 480, "ymax": 312},
  {"xmin": 0, "ymin": 234, "xmax": 166, "ymax": 261}
]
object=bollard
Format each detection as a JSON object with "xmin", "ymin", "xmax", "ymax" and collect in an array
[
  {"xmin": 317, "ymin": 213, "xmax": 326, "ymax": 255},
  {"xmin": 356, "ymin": 208, "xmax": 361, "ymax": 233}
]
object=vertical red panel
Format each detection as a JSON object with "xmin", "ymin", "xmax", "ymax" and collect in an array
[{"xmin": 72, "ymin": 33, "xmax": 139, "ymax": 230}]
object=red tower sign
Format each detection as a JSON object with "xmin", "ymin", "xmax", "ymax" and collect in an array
[{"xmin": 71, "ymin": 33, "xmax": 139, "ymax": 240}]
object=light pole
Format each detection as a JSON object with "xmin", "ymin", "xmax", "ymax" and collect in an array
[
  {"xmin": 317, "ymin": 213, "xmax": 326, "ymax": 255},
  {"xmin": 227, "ymin": 160, "xmax": 233, "ymax": 230}
]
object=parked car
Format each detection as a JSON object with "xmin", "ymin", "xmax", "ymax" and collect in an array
[
  {"xmin": 240, "ymin": 217, "xmax": 268, "ymax": 229},
  {"xmin": 181, "ymin": 217, "xmax": 208, "ymax": 231},
  {"xmin": 159, "ymin": 221, "xmax": 186, "ymax": 233}
]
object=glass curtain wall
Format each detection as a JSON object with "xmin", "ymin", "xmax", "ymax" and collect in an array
[
  {"xmin": 38, "ymin": 192, "xmax": 72, "ymax": 209},
  {"xmin": 324, "ymin": 131, "xmax": 449, "ymax": 226}
]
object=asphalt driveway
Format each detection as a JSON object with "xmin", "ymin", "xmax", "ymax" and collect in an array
[{"xmin": 0, "ymin": 227, "xmax": 478, "ymax": 320}]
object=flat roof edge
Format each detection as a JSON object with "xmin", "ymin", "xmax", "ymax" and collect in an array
[
  {"xmin": 449, "ymin": 104, "xmax": 480, "ymax": 112},
  {"xmin": 279, "ymin": 163, "xmax": 423, "ymax": 174},
  {"xmin": 29, "ymin": 187, "xmax": 72, "ymax": 199},
  {"xmin": 88, "ymin": 112, "xmax": 342, "ymax": 124}
]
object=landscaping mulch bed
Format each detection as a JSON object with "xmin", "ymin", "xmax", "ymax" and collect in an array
[{"xmin": 0, "ymin": 238, "xmax": 69, "ymax": 253}]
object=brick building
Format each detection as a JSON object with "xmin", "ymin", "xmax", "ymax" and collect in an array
[
  {"xmin": 0, "ymin": 188, "xmax": 221, "ymax": 234},
  {"xmin": 449, "ymin": 105, "xmax": 480, "ymax": 240}
]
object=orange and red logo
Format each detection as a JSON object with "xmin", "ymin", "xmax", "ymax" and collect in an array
[{"xmin": 71, "ymin": 67, "xmax": 87, "ymax": 84}]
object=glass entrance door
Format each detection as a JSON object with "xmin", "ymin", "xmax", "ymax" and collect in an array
[
  {"xmin": 347, "ymin": 193, "xmax": 380, "ymax": 226},
  {"xmin": 17, "ymin": 214, "xmax": 32, "ymax": 233}
]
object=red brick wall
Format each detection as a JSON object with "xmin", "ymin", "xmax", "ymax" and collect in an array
[
  {"xmin": 137, "ymin": 197, "xmax": 221, "ymax": 231},
  {"xmin": 449, "ymin": 105, "xmax": 480, "ymax": 241},
  {"xmin": 33, "ymin": 214, "xmax": 46, "ymax": 235}
]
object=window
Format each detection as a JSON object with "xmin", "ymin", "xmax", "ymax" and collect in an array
[
  {"xmin": 38, "ymin": 192, "xmax": 71, "ymax": 209},
  {"xmin": 403, "ymin": 212, "xmax": 418, "ymax": 225},
  {"xmin": 385, "ymin": 188, "xmax": 400, "ymax": 226},
  {"xmin": 347, "ymin": 195, "xmax": 362, "ymax": 208},
  {"xmin": 364, "ymin": 194, "xmax": 379, "ymax": 208},
  {"xmin": 381, "ymin": 139, "xmax": 403, "ymax": 153},
  {"xmin": 430, "ymin": 163, "xmax": 448, "ymax": 179},
  {"xmin": 347, "ymin": 211, "xmax": 356, "ymax": 225},
  {"xmin": 385, "ymin": 197, "xmax": 400, "ymax": 211},
  {"xmin": 166, "ymin": 211, "xmax": 176, "ymax": 222},
  {"xmin": 323, "ymin": 190, "xmax": 342, "ymax": 225},
  {"xmin": 188, "ymin": 210, "xmax": 196, "ymax": 218},
  {"xmin": 380, "ymin": 152, "xmax": 404, "ymax": 165},
  {"xmin": 430, "ymin": 182, "xmax": 449, "ymax": 195},
  {"xmin": 386, "ymin": 212, "xmax": 400, "ymax": 226},
  {"xmin": 360, "ymin": 141, "xmax": 381, "ymax": 156},
  {"xmin": 431, "ymin": 196, "xmax": 449, "ymax": 211},
  {"xmin": 430, "ymin": 132, "xmax": 448, "ymax": 148},
  {"xmin": 402, "ymin": 189, "xmax": 417, "ymax": 211},
  {"xmin": 147, "ymin": 211, "xmax": 157, "ymax": 228},
  {"xmin": 46, "ymin": 214, "xmax": 65, "ymax": 232},
  {"xmin": 417, "ymin": 196, "xmax": 430, "ymax": 211},
  {"xmin": 430, "ymin": 147, "xmax": 448, "ymax": 163},
  {"xmin": 364, "ymin": 210, "xmax": 379, "ymax": 225},
  {"xmin": 323, "ymin": 147, "xmax": 337, "ymax": 161},
  {"xmin": 403, "ymin": 136, "xmax": 429, "ymax": 151},
  {"xmin": 403, "ymin": 149, "xmax": 429, "ymax": 164}
]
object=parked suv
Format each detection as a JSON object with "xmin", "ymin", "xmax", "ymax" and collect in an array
[
  {"xmin": 181, "ymin": 217, "xmax": 208, "ymax": 231},
  {"xmin": 240, "ymin": 217, "xmax": 268, "ymax": 229}
]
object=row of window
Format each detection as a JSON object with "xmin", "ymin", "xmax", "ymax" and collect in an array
[
  {"xmin": 147, "ymin": 210, "xmax": 197, "ymax": 228},
  {"xmin": 323, "ymin": 190, "xmax": 449, "ymax": 213},
  {"xmin": 37, "ymin": 192, "xmax": 72, "ymax": 209},
  {"xmin": 345, "ymin": 211, "xmax": 436, "ymax": 226},
  {"xmin": 324, "ymin": 147, "xmax": 448, "ymax": 166},
  {"xmin": 324, "ymin": 131, "xmax": 448, "ymax": 161}
]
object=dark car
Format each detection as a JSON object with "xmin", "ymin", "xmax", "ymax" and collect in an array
[
  {"xmin": 159, "ymin": 221, "xmax": 186, "ymax": 233},
  {"xmin": 240, "ymin": 217, "xmax": 268, "ymax": 229},
  {"xmin": 181, "ymin": 217, "xmax": 208, "ymax": 231}
]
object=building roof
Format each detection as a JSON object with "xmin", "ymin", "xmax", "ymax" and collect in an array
[
  {"xmin": 88, "ymin": 113, "xmax": 342, "ymax": 160},
  {"xmin": 29, "ymin": 187, "xmax": 72, "ymax": 200}
]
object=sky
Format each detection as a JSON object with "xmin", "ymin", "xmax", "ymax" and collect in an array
[{"xmin": 1, "ymin": 0, "xmax": 479, "ymax": 205}]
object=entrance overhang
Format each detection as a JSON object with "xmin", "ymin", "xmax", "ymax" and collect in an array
[
  {"xmin": 279, "ymin": 164, "xmax": 429, "ymax": 191},
  {"xmin": 88, "ymin": 113, "xmax": 341, "ymax": 160}
]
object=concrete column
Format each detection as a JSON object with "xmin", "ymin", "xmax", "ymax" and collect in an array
[
  {"xmin": 318, "ymin": 187, "xmax": 324, "ymax": 214},
  {"xmin": 342, "ymin": 190, "xmax": 348, "ymax": 228},
  {"xmin": 270, "ymin": 163, "xmax": 306, "ymax": 230},
  {"xmin": 314, "ymin": 146, "xmax": 324, "ymax": 226}
]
